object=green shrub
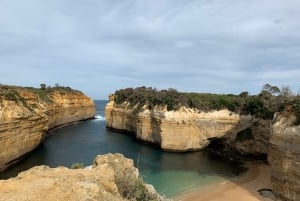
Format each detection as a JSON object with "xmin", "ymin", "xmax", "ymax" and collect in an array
[
  {"xmin": 71, "ymin": 163, "xmax": 84, "ymax": 169},
  {"xmin": 116, "ymin": 173, "xmax": 158, "ymax": 201},
  {"xmin": 4, "ymin": 91, "xmax": 18, "ymax": 101}
]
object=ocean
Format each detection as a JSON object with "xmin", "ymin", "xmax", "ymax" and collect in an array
[{"xmin": 0, "ymin": 100, "xmax": 246, "ymax": 197}]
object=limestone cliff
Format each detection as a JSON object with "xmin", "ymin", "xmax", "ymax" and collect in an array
[
  {"xmin": 0, "ymin": 153, "xmax": 164, "ymax": 201},
  {"xmin": 0, "ymin": 85, "xmax": 96, "ymax": 171},
  {"xmin": 268, "ymin": 107, "xmax": 300, "ymax": 201},
  {"xmin": 105, "ymin": 96, "xmax": 257, "ymax": 152}
]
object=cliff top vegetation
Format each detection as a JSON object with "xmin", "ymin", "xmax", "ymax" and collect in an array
[
  {"xmin": 0, "ymin": 84, "xmax": 83, "ymax": 104},
  {"xmin": 114, "ymin": 85, "xmax": 300, "ymax": 123}
]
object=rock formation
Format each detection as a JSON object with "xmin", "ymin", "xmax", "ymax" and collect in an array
[
  {"xmin": 105, "ymin": 96, "xmax": 262, "ymax": 152},
  {"xmin": 105, "ymin": 93, "xmax": 300, "ymax": 201},
  {"xmin": 0, "ymin": 85, "xmax": 96, "ymax": 171},
  {"xmin": 106, "ymin": 91, "xmax": 299, "ymax": 201},
  {"xmin": 0, "ymin": 153, "xmax": 164, "ymax": 201},
  {"xmin": 268, "ymin": 106, "xmax": 300, "ymax": 201}
]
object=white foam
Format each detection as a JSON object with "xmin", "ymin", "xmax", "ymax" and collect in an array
[{"xmin": 94, "ymin": 115, "xmax": 106, "ymax": 121}]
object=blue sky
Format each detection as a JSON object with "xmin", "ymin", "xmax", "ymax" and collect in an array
[{"xmin": 1, "ymin": 0, "xmax": 299, "ymax": 99}]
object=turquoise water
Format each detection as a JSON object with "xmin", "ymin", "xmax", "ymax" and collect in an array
[{"xmin": 0, "ymin": 100, "xmax": 245, "ymax": 197}]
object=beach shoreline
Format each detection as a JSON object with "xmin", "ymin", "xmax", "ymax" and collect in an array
[{"xmin": 173, "ymin": 162, "xmax": 272, "ymax": 201}]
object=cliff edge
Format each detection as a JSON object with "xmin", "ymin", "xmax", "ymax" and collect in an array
[
  {"xmin": 268, "ymin": 105, "xmax": 300, "ymax": 201},
  {"xmin": 106, "ymin": 87, "xmax": 300, "ymax": 201},
  {"xmin": 106, "ymin": 98, "xmax": 254, "ymax": 151},
  {"xmin": 106, "ymin": 94, "xmax": 271, "ymax": 156},
  {"xmin": 0, "ymin": 153, "xmax": 164, "ymax": 201},
  {"xmin": 0, "ymin": 85, "xmax": 96, "ymax": 171}
]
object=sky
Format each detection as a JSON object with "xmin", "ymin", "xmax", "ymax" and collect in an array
[{"xmin": 1, "ymin": 0, "xmax": 300, "ymax": 99}]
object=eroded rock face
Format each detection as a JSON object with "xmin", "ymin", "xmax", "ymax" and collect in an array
[
  {"xmin": 0, "ymin": 86, "xmax": 95, "ymax": 170},
  {"xmin": 268, "ymin": 110, "xmax": 300, "ymax": 201},
  {"xmin": 0, "ymin": 153, "xmax": 163, "ymax": 201},
  {"xmin": 230, "ymin": 119, "xmax": 271, "ymax": 157},
  {"xmin": 105, "ymin": 98, "xmax": 254, "ymax": 151}
]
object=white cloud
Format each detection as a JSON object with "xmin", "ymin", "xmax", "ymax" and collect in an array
[{"xmin": 0, "ymin": 0, "xmax": 300, "ymax": 99}]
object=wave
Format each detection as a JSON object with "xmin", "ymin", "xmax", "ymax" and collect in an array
[{"xmin": 94, "ymin": 115, "xmax": 106, "ymax": 121}]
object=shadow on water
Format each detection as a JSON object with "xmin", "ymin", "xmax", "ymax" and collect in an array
[{"xmin": 0, "ymin": 100, "xmax": 248, "ymax": 197}]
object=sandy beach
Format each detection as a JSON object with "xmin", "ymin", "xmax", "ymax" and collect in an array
[{"xmin": 174, "ymin": 162, "xmax": 272, "ymax": 201}]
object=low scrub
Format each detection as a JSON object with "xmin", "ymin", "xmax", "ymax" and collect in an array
[
  {"xmin": 71, "ymin": 162, "xmax": 84, "ymax": 169},
  {"xmin": 113, "ymin": 86, "xmax": 292, "ymax": 120}
]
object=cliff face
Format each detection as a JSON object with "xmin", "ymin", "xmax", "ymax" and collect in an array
[
  {"xmin": 0, "ymin": 154, "xmax": 163, "ymax": 201},
  {"xmin": 0, "ymin": 86, "xmax": 95, "ymax": 171},
  {"xmin": 105, "ymin": 98, "xmax": 257, "ymax": 151},
  {"xmin": 229, "ymin": 119, "xmax": 271, "ymax": 157},
  {"xmin": 268, "ymin": 108, "xmax": 300, "ymax": 201},
  {"xmin": 106, "ymin": 94, "xmax": 300, "ymax": 201}
]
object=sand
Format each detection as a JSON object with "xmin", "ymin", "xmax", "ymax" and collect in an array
[{"xmin": 174, "ymin": 162, "xmax": 272, "ymax": 201}]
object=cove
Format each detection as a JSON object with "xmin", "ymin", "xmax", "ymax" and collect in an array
[{"xmin": 0, "ymin": 100, "xmax": 246, "ymax": 197}]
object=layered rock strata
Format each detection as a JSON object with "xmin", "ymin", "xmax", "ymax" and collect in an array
[
  {"xmin": 0, "ymin": 86, "xmax": 95, "ymax": 171},
  {"xmin": 105, "ymin": 97, "xmax": 257, "ymax": 152},
  {"xmin": 268, "ymin": 108, "xmax": 300, "ymax": 201},
  {"xmin": 0, "ymin": 153, "xmax": 163, "ymax": 201}
]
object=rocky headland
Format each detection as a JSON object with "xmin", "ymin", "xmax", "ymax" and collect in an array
[
  {"xmin": 105, "ymin": 87, "xmax": 300, "ymax": 201},
  {"xmin": 0, "ymin": 84, "xmax": 96, "ymax": 171},
  {"xmin": 105, "ymin": 89, "xmax": 272, "ymax": 157},
  {"xmin": 0, "ymin": 153, "xmax": 164, "ymax": 201}
]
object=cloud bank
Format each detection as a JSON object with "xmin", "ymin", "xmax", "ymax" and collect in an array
[{"xmin": 1, "ymin": 0, "xmax": 299, "ymax": 99}]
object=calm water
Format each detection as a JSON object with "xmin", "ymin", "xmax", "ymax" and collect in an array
[{"xmin": 0, "ymin": 100, "xmax": 246, "ymax": 197}]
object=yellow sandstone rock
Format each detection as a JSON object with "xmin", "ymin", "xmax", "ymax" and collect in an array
[
  {"xmin": 0, "ymin": 153, "xmax": 163, "ymax": 201},
  {"xmin": 0, "ymin": 86, "xmax": 96, "ymax": 170},
  {"xmin": 105, "ymin": 96, "xmax": 254, "ymax": 151}
]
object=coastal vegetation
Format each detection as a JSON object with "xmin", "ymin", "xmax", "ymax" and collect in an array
[
  {"xmin": 114, "ymin": 84, "xmax": 300, "ymax": 124},
  {"xmin": 71, "ymin": 162, "xmax": 84, "ymax": 169},
  {"xmin": 117, "ymin": 175, "xmax": 158, "ymax": 201},
  {"xmin": 0, "ymin": 84, "xmax": 82, "ymax": 104}
]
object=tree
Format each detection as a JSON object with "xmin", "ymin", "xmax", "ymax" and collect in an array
[
  {"xmin": 40, "ymin": 83, "xmax": 46, "ymax": 90},
  {"xmin": 262, "ymin": 83, "xmax": 272, "ymax": 92},
  {"xmin": 239, "ymin": 91, "xmax": 249, "ymax": 98},
  {"xmin": 280, "ymin": 86, "xmax": 293, "ymax": 97},
  {"xmin": 270, "ymin": 86, "xmax": 280, "ymax": 95},
  {"xmin": 261, "ymin": 83, "xmax": 280, "ymax": 95}
]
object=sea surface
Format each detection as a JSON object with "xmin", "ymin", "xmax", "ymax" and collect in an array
[{"xmin": 0, "ymin": 100, "xmax": 246, "ymax": 197}]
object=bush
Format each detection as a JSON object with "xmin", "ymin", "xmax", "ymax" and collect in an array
[{"xmin": 71, "ymin": 163, "xmax": 84, "ymax": 169}]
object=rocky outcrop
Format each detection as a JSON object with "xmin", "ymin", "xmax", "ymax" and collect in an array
[
  {"xmin": 105, "ymin": 96, "xmax": 257, "ymax": 152},
  {"xmin": 106, "ymin": 94, "xmax": 300, "ymax": 201},
  {"xmin": 228, "ymin": 119, "xmax": 271, "ymax": 157},
  {"xmin": 0, "ymin": 86, "xmax": 95, "ymax": 171},
  {"xmin": 268, "ymin": 107, "xmax": 300, "ymax": 201},
  {"xmin": 0, "ymin": 153, "xmax": 164, "ymax": 201}
]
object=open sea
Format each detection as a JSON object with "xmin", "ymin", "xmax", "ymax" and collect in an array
[{"xmin": 0, "ymin": 100, "xmax": 246, "ymax": 197}]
